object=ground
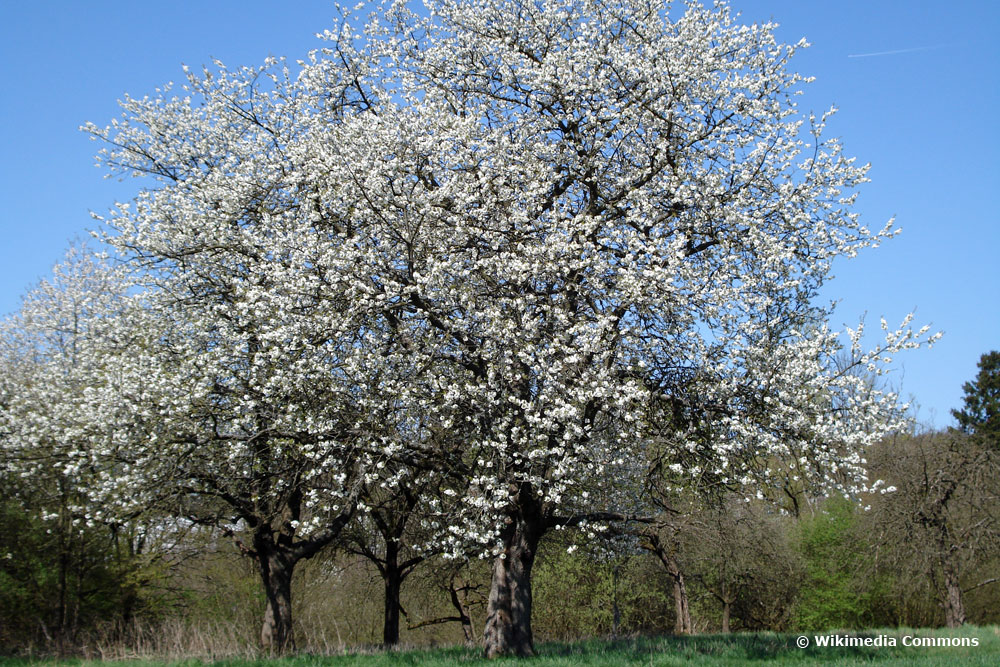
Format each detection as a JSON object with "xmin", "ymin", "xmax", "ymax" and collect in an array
[{"xmin": 2, "ymin": 626, "xmax": 998, "ymax": 666}]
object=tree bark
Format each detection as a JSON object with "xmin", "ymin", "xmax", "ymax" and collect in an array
[
  {"xmin": 645, "ymin": 535, "xmax": 692, "ymax": 635},
  {"xmin": 669, "ymin": 559, "xmax": 693, "ymax": 635},
  {"xmin": 383, "ymin": 540, "xmax": 403, "ymax": 646},
  {"xmin": 931, "ymin": 514, "xmax": 966, "ymax": 628},
  {"xmin": 941, "ymin": 559, "xmax": 966, "ymax": 627},
  {"xmin": 256, "ymin": 542, "xmax": 296, "ymax": 654},
  {"xmin": 483, "ymin": 495, "xmax": 544, "ymax": 658},
  {"xmin": 712, "ymin": 583, "xmax": 734, "ymax": 634}
]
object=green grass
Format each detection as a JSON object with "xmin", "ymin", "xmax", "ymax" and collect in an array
[{"xmin": 3, "ymin": 626, "xmax": 998, "ymax": 666}]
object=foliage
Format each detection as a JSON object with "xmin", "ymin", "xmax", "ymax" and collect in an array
[
  {"xmin": 531, "ymin": 537, "xmax": 672, "ymax": 641},
  {"xmin": 952, "ymin": 351, "xmax": 1000, "ymax": 445},
  {"xmin": 0, "ymin": 501, "xmax": 109, "ymax": 652},
  {"xmin": 792, "ymin": 498, "xmax": 873, "ymax": 630},
  {"xmin": 0, "ymin": 490, "xmax": 174, "ymax": 655}
]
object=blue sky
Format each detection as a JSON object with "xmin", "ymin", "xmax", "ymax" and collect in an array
[{"xmin": 1, "ymin": 1, "xmax": 997, "ymax": 428}]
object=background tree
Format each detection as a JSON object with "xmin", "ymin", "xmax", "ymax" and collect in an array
[
  {"xmin": 404, "ymin": 557, "xmax": 489, "ymax": 647},
  {"xmin": 340, "ymin": 402, "xmax": 477, "ymax": 647},
  {"xmin": 0, "ymin": 248, "xmax": 161, "ymax": 653},
  {"xmin": 952, "ymin": 351, "xmax": 1000, "ymax": 446},
  {"xmin": 687, "ymin": 497, "xmax": 799, "ymax": 634},
  {"xmin": 641, "ymin": 520, "xmax": 694, "ymax": 635},
  {"xmin": 865, "ymin": 430, "xmax": 1000, "ymax": 627},
  {"xmin": 343, "ymin": 466, "xmax": 449, "ymax": 647},
  {"xmin": 79, "ymin": 57, "xmax": 416, "ymax": 653},
  {"xmin": 531, "ymin": 533, "xmax": 668, "ymax": 641}
]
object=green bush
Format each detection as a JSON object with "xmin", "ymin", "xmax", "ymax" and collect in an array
[
  {"xmin": 791, "ymin": 497, "xmax": 874, "ymax": 630},
  {"xmin": 0, "ymin": 498, "xmax": 151, "ymax": 654}
]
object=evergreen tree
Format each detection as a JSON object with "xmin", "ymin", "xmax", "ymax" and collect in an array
[{"xmin": 952, "ymin": 351, "xmax": 1000, "ymax": 446}]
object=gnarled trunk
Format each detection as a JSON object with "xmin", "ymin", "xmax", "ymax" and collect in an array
[
  {"xmin": 931, "ymin": 517, "xmax": 966, "ymax": 628},
  {"xmin": 483, "ymin": 501, "xmax": 544, "ymax": 658},
  {"xmin": 941, "ymin": 560, "xmax": 966, "ymax": 627},
  {"xmin": 257, "ymin": 542, "xmax": 296, "ymax": 653},
  {"xmin": 669, "ymin": 560, "xmax": 693, "ymax": 635}
]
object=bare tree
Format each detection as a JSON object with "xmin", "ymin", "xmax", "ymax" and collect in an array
[{"xmin": 867, "ymin": 431, "xmax": 1000, "ymax": 627}]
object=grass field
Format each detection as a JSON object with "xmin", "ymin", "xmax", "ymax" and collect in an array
[{"xmin": 3, "ymin": 626, "xmax": 998, "ymax": 666}]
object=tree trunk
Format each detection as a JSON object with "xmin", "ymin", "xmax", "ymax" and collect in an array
[
  {"xmin": 383, "ymin": 541, "xmax": 403, "ymax": 646},
  {"xmin": 611, "ymin": 565, "xmax": 621, "ymax": 637},
  {"xmin": 932, "ymin": 517, "xmax": 966, "ymax": 628},
  {"xmin": 721, "ymin": 600, "xmax": 731, "ymax": 634},
  {"xmin": 643, "ymin": 532, "xmax": 692, "ymax": 635},
  {"xmin": 56, "ymin": 500, "xmax": 72, "ymax": 656},
  {"xmin": 941, "ymin": 559, "xmax": 966, "ymax": 627},
  {"xmin": 57, "ymin": 534, "xmax": 69, "ymax": 654},
  {"xmin": 257, "ymin": 544, "xmax": 296, "ymax": 654},
  {"xmin": 658, "ymin": 549, "xmax": 692, "ymax": 635},
  {"xmin": 670, "ymin": 561, "xmax": 693, "ymax": 635},
  {"xmin": 449, "ymin": 575, "xmax": 477, "ymax": 646},
  {"xmin": 483, "ymin": 502, "xmax": 544, "ymax": 658}
]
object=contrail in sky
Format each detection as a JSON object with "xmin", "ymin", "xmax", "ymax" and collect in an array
[{"xmin": 847, "ymin": 44, "xmax": 948, "ymax": 58}]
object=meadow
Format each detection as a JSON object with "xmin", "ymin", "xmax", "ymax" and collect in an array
[{"xmin": 2, "ymin": 627, "xmax": 997, "ymax": 667}]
